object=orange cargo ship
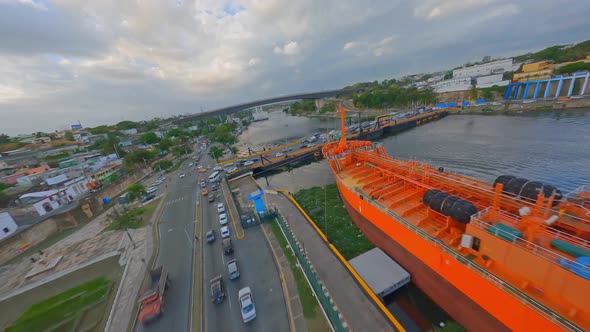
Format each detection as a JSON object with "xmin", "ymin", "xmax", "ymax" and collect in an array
[{"xmin": 322, "ymin": 105, "xmax": 590, "ymax": 331}]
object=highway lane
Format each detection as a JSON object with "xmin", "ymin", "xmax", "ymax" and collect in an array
[
  {"xmin": 199, "ymin": 153, "xmax": 290, "ymax": 332},
  {"xmin": 139, "ymin": 159, "xmax": 198, "ymax": 332}
]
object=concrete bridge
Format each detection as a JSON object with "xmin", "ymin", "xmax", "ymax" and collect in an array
[{"xmin": 174, "ymin": 88, "xmax": 362, "ymax": 123}]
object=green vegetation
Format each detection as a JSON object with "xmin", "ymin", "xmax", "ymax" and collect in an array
[
  {"xmin": 319, "ymin": 101, "xmax": 336, "ymax": 114},
  {"xmin": 289, "ymin": 100, "xmax": 317, "ymax": 115},
  {"xmin": 514, "ymin": 40, "xmax": 590, "ymax": 63},
  {"xmin": 124, "ymin": 149, "xmax": 157, "ymax": 167},
  {"xmin": 64, "ymin": 132, "xmax": 75, "ymax": 141},
  {"xmin": 352, "ymin": 85, "xmax": 437, "ymax": 109},
  {"xmin": 556, "ymin": 61, "xmax": 590, "ymax": 75},
  {"xmin": 157, "ymin": 138, "xmax": 173, "ymax": 151},
  {"xmin": 126, "ymin": 183, "xmax": 147, "ymax": 202},
  {"xmin": 209, "ymin": 122, "xmax": 237, "ymax": 147},
  {"xmin": 115, "ymin": 120, "xmax": 138, "ymax": 130},
  {"xmin": 0, "ymin": 133, "xmax": 11, "ymax": 144},
  {"xmin": 44, "ymin": 152, "xmax": 70, "ymax": 160},
  {"xmin": 0, "ymin": 141, "xmax": 27, "ymax": 152},
  {"xmin": 139, "ymin": 132, "xmax": 160, "ymax": 145},
  {"xmin": 208, "ymin": 146, "xmax": 224, "ymax": 161},
  {"xmin": 166, "ymin": 158, "xmax": 186, "ymax": 173},
  {"xmin": 7, "ymin": 278, "xmax": 112, "ymax": 332},
  {"xmin": 294, "ymin": 184, "xmax": 374, "ymax": 259},
  {"xmin": 105, "ymin": 206, "xmax": 147, "ymax": 231},
  {"xmin": 172, "ymin": 145, "xmax": 191, "ymax": 157},
  {"xmin": 268, "ymin": 221, "xmax": 319, "ymax": 318},
  {"xmin": 88, "ymin": 133, "xmax": 122, "ymax": 156},
  {"xmin": 87, "ymin": 125, "xmax": 111, "ymax": 135},
  {"xmin": 153, "ymin": 159, "xmax": 173, "ymax": 171}
]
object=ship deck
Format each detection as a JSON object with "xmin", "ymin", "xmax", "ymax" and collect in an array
[{"xmin": 337, "ymin": 155, "xmax": 590, "ymax": 331}]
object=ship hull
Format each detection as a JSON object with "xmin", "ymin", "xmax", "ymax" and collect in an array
[{"xmin": 334, "ymin": 177, "xmax": 561, "ymax": 332}]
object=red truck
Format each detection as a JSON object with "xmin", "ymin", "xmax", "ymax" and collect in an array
[{"xmin": 138, "ymin": 266, "xmax": 170, "ymax": 325}]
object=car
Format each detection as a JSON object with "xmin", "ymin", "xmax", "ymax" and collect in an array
[
  {"xmin": 208, "ymin": 194, "xmax": 215, "ymax": 203},
  {"xmin": 207, "ymin": 165, "xmax": 212, "ymax": 169},
  {"xmin": 217, "ymin": 203, "xmax": 225, "ymax": 213},
  {"xmin": 179, "ymin": 173, "xmax": 185, "ymax": 178},
  {"xmin": 307, "ymin": 143, "xmax": 316, "ymax": 148},
  {"xmin": 197, "ymin": 165, "xmax": 203, "ymax": 169},
  {"xmin": 284, "ymin": 147, "xmax": 293, "ymax": 152},
  {"xmin": 213, "ymin": 165, "xmax": 222, "ymax": 171},
  {"xmin": 211, "ymin": 183, "xmax": 218, "ymax": 191},
  {"xmin": 158, "ymin": 176, "xmax": 166, "ymax": 181},
  {"xmin": 223, "ymin": 238, "xmax": 234, "ymax": 255},
  {"xmin": 243, "ymin": 161, "xmax": 254, "ymax": 166},
  {"xmin": 199, "ymin": 168, "xmax": 207, "ymax": 173},
  {"xmin": 201, "ymin": 189, "xmax": 209, "ymax": 196},
  {"xmin": 210, "ymin": 276, "xmax": 225, "ymax": 304},
  {"xmin": 147, "ymin": 186, "xmax": 158, "ymax": 194},
  {"xmin": 227, "ymin": 259, "xmax": 240, "ymax": 280},
  {"xmin": 219, "ymin": 213, "xmax": 228, "ymax": 225},
  {"xmin": 142, "ymin": 194, "xmax": 156, "ymax": 203},
  {"xmin": 206, "ymin": 230, "xmax": 215, "ymax": 243},
  {"xmin": 238, "ymin": 287, "xmax": 256, "ymax": 323},
  {"xmin": 200, "ymin": 180, "xmax": 207, "ymax": 188},
  {"xmin": 226, "ymin": 167, "xmax": 238, "ymax": 173},
  {"xmin": 220, "ymin": 226, "xmax": 230, "ymax": 238},
  {"xmin": 189, "ymin": 163, "xmax": 193, "ymax": 166},
  {"xmin": 155, "ymin": 180, "xmax": 164, "ymax": 185},
  {"xmin": 300, "ymin": 144, "xmax": 308, "ymax": 149},
  {"xmin": 275, "ymin": 152, "xmax": 284, "ymax": 157},
  {"xmin": 250, "ymin": 157, "xmax": 259, "ymax": 162}
]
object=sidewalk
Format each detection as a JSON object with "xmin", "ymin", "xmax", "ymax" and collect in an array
[
  {"xmin": 105, "ymin": 194, "xmax": 166, "ymax": 332},
  {"xmin": 257, "ymin": 184, "xmax": 394, "ymax": 332}
]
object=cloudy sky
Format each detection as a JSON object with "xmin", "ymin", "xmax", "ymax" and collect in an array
[{"xmin": 1, "ymin": 0, "xmax": 589, "ymax": 135}]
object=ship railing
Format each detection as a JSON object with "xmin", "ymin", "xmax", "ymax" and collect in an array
[
  {"xmin": 565, "ymin": 184, "xmax": 590, "ymax": 199},
  {"xmin": 471, "ymin": 208, "xmax": 590, "ymax": 274},
  {"xmin": 356, "ymin": 187, "xmax": 584, "ymax": 332}
]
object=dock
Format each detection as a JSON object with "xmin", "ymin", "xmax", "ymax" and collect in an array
[{"xmin": 229, "ymin": 176, "xmax": 398, "ymax": 332}]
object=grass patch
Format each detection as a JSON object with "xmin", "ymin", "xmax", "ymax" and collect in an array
[
  {"xmin": 294, "ymin": 184, "xmax": 374, "ymax": 259},
  {"xmin": 105, "ymin": 198, "xmax": 160, "ymax": 231},
  {"xmin": 268, "ymin": 221, "xmax": 318, "ymax": 319},
  {"xmin": 166, "ymin": 158, "xmax": 186, "ymax": 173},
  {"xmin": 7, "ymin": 277, "xmax": 112, "ymax": 332}
]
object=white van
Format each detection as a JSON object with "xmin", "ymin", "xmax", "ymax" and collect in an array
[{"xmin": 209, "ymin": 171, "xmax": 221, "ymax": 183}]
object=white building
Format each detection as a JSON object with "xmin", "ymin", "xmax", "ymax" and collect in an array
[
  {"xmin": 0, "ymin": 212, "xmax": 18, "ymax": 241},
  {"xmin": 476, "ymin": 74, "xmax": 510, "ymax": 89},
  {"xmin": 453, "ymin": 59, "xmax": 520, "ymax": 79},
  {"xmin": 432, "ymin": 77, "xmax": 472, "ymax": 93}
]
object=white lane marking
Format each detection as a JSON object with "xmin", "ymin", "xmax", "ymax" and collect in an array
[{"xmin": 168, "ymin": 228, "xmax": 175, "ymax": 232}]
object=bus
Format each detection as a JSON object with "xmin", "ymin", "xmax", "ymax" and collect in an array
[{"xmin": 209, "ymin": 171, "xmax": 221, "ymax": 183}]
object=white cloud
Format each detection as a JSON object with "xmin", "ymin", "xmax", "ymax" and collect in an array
[
  {"xmin": 274, "ymin": 41, "xmax": 300, "ymax": 56},
  {"xmin": 414, "ymin": 0, "xmax": 494, "ymax": 20},
  {"xmin": 0, "ymin": 0, "xmax": 589, "ymax": 134}
]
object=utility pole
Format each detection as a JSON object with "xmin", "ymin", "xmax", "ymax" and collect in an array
[{"xmin": 113, "ymin": 144, "xmax": 121, "ymax": 159}]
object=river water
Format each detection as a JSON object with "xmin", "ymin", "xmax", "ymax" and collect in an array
[
  {"xmin": 248, "ymin": 109, "xmax": 590, "ymax": 195},
  {"xmin": 243, "ymin": 109, "xmax": 590, "ymax": 330}
]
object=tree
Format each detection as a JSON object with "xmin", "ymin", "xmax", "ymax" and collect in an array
[
  {"xmin": 157, "ymin": 138, "xmax": 173, "ymax": 151},
  {"xmin": 116, "ymin": 121, "xmax": 138, "ymax": 130},
  {"xmin": 88, "ymin": 125, "xmax": 111, "ymax": 134},
  {"xmin": 126, "ymin": 184, "xmax": 147, "ymax": 202},
  {"xmin": 469, "ymin": 86, "xmax": 479, "ymax": 101},
  {"xmin": 208, "ymin": 146, "xmax": 224, "ymax": 161},
  {"xmin": 124, "ymin": 149, "xmax": 157, "ymax": 166},
  {"xmin": 153, "ymin": 160, "xmax": 173, "ymax": 171},
  {"xmin": 139, "ymin": 132, "xmax": 160, "ymax": 145},
  {"xmin": 211, "ymin": 131, "xmax": 236, "ymax": 148},
  {"xmin": 173, "ymin": 146, "xmax": 191, "ymax": 157},
  {"xmin": 0, "ymin": 134, "xmax": 10, "ymax": 145},
  {"xmin": 64, "ymin": 132, "xmax": 75, "ymax": 141},
  {"xmin": 482, "ymin": 89, "xmax": 494, "ymax": 100}
]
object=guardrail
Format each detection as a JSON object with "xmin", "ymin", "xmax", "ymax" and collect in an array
[{"xmin": 273, "ymin": 212, "xmax": 349, "ymax": 332}]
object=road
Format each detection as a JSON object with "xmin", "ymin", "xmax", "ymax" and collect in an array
[
  {"xmin": 139, "ymin": 159, "xmax": 198, "ymax": 332},
  {"xmin": 199, "ymin": 151, "xmax": 290, "ymax": 332}
]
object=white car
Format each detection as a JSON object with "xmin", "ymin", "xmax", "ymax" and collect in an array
[
  {"xmin": 275, "ymin": 152, "xmax": 284, "ymax": 157},
  {"xmin": 238, "ymin": 287, "xmax": 256, "ymax": 323},
  {"xmin": 243, "ymin": 161, "xmax": 254, "ymax": 166},
  {"xmin": 189, "ymin": 163, "xmax": 193, "ymax": 166},
  {"xmin": 179, "ymin": 173, "xmax": 185, "ymax": 178},
  {"xmin": 213, "ymin": 165, "xmax": 223, "ymax": 171},
  {"xmin": 220, "ymin": 226, "xmax": 230, "ymax": 238},
  {"xmin": 219, "ymin": 213, "xmax": 228, "ymax": 225},
  {"xmin": 226, "ymin": 167, "xmax": 238, "ymax": 173},
  {"xmin": 155, "ymin": 179, "xmax": 164, "ymax": 185},
  {"xmin": 217, "ymin": 203, "xmax": 225, "ymax": 213},
  {"xmin": 147, "ymin": 187, "xmax": 158, "ymax": 194}
]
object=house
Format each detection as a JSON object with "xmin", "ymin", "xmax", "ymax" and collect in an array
[
  {"xmin": 120, "ymin": 128, "xmax": 138, "ymax": 135},
  {"xmin": 0, "ymin": 212, "xmax": 18, "ymax": 241}
]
